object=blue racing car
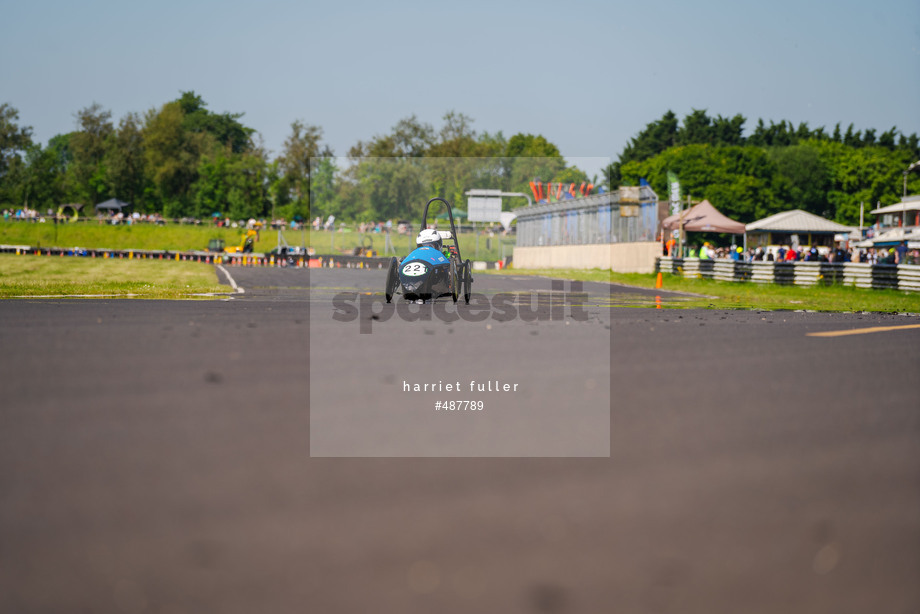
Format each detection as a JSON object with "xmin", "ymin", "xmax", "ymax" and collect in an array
[{"xmin": 385, "ymin": 197, "xmax": 472, "ymax": 303}]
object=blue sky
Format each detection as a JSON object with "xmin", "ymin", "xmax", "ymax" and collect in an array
[{"xmin": 2, "ymin": 0, "xmax": 918, "ymax": 180}]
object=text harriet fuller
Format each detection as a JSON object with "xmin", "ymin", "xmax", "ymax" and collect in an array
[{"xmin": 403, "ymin": 380, "xmax": 519, "ymax": 392}]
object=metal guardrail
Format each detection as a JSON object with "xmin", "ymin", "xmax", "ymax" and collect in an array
[
  {"xmin": 0, "ymin": 244, "xmax": 393, "ymax": 268},
  {"xmin": 657, "ymin": 258, "xmax": 920, "ymax": 292},
  {"xmin": 0, "ymin": 245, "xmax": 297, "ymax": 266},
  {"xmin": 515, "ymin": 190, "xmax": 660, "ymax": 247}
]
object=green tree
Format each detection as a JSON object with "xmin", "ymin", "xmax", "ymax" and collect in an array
[
  {"xmin": 768, "ymin": 144, "xmax": 831, "ymax": 217},
  {"xmin": 339, "ymin": 112, "xmax": 576, "ymax": 219},
  {"xmin": 0, "ymin": 103, "xmax": 33, "ymax": 180},
  {"xmin": 277, "ymin": 120, "xmax": 325, "ymax": 219},
  {"xmin": 814, "ymin": 140, "xmax": 917, "ymax": 224},
  {"xmin": 677, "ymin": 109, "xmax": 715, "ymax": 145},
  {"xmin": 143, "ymin": 101, "xmax": 210, "ymax": 217},
  {"xmin": 308, "ymin": 156, "xmax": 338, "ymax": 222},
  {"xmin": 621, "ymin": 144, "xmax": 779, "ymax": 222},
  {"xmin": 505, "ymin": 132, "xmax": 562, "ymax": 158},
  {"xmin": 898, "ymin": 133, "xmax": 919, "ymax": 158},
  {"xmin": 749, "ymin": 119, "xmax": 795, "ymax": 147},
  {"xmin": 138, "ymin": 93, "xmax": 259, "ymax": 217},
  {"xmin": 68, "ymin": 103, "xmax": 114, "ymax": 205},
  {"xmin": 843, "ymin": 124, "xmax": 860, "ymax": 147},
  {"xmin": 18, "ymin": 144, "xmax": 67, "ymax": 212},
  {"xmin": 389, "ymin": 115, "xmax": 435, "ymax": 157},
  {"xmin": 503, "ymin": 132, "xmax": 565, "ymax": 194},
  {"xmin": 878, "ymin": 128, "xmax": 897, "ymax": 150},
  {"xmin": 335, "ymin": 157, "xmax": 413, "ymax": 221},
  {"xmin": 192, "ymin": 154, "xmax": 231, "ymax": 219},
  {"xmin": 0, "ymin": 103, "xmax": 34, "ymax": 207},
  {"xmin": 177, "ymin": 91, "xmax": 254, "ymax": 154},
  {"xmin": 429, "ymin": 111, "xmax": 480, "ymax": 157},
  {"xmin": 712, "ymin": 114, "xmax": 746, "ymax": 146},
  {"xmin": 106, "ymin": 113, "xmax": 147, "ymax": 210},
  {"xmin": 225, "ymin": 151, "xmax": 268, "ymax": 221}
]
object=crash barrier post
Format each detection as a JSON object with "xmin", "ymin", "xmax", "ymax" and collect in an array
[{"xmin": 657, "ymin": 257, "xmax": 920, "ymax": 292}]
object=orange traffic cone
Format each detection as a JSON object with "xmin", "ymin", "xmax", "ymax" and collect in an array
[{"xmin": 655, "ymin": 272, "xmax": 663, "ymax": 289}]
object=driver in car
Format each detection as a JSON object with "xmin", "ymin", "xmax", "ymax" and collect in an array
[{"xmin": 416, "ymin": 228, "xmax": 457, "ymax": 258}]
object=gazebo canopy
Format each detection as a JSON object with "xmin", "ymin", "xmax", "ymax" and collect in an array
[
  {"xmin": 661, "ymin": 200, "xmax": 745, "ymax": 234},
  {"xmin": 745, "ymin": 209, "xmax": 852, "ymax": 234},
  {"xmin": 95, "ymin": 198, "xmax": 132, "ymax": 211},
  {"xmin": 436, "ymin": 208, "xmax": 467, "ymax": 220}
]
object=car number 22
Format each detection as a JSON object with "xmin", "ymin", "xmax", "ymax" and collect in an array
[{"xmin": 401, "ymin": 262, "xmax": 427, "ymax": 276}]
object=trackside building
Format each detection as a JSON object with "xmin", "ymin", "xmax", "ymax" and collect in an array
[{"xmin": 513, "ymin": 186, "xmax": 662, "ymax": 273}]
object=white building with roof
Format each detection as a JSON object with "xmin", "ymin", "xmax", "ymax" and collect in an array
[
  {"xmin": 745, "ymin": 209, "xmax": 854, "ymax": 251},
  {"xmin": 862, "ymin": 195, "xmax": 920, "ymax": 248}
]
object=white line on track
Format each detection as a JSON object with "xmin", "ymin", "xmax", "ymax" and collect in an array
[
  {"xmin": 807, "ymin": 323, "xmax": 920, "ymax": 337},
  {"xmin": 217, "ymin": 265, "xmax": 245, "ymax": 294},
  {"xmin": 10, "ymin": 294, "xmax": 142, "ymax": 298}
]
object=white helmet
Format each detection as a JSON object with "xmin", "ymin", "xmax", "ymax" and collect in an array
[{"xmin": 416, "ymin": 228, "xmax": 442, "ymax": 251}]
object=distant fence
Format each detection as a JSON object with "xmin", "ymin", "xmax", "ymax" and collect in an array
[
  {"xmin": 515, "ymin": 188, "xmax": 660, "ymax": 247},
  {"xmin": 658, "ymin": 257, "xmax": 920, "ymax": 292},
  {"xmin": 2, "ymin": 216, "xmax": 487, "ymax": 235},
  {"xmin": 0, "ymin": 245, "xmax": 507, "ymax": 271},
  {"xmin": 0, "ymin": 245, "xmax": 390, "ymax": 269}
]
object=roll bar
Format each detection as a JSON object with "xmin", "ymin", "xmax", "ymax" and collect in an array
[{"xmin": 421, "ymin": 197, "xmax": 462, "ymax": 262}]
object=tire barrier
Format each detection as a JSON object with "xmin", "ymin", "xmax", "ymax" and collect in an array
[
  {"xmin": 657, "ymin": 257, "xmax": 920, "ymax": 292},
  {"xmin": 310, "ymin": 255, "xmax": 392, "ymax": 269},
  {"xmin": 0, "ymin": 245, "xmax": 295, "ymax": 266},
  {"xmin": 0, "ymin": 245, "xmax": 508, "ymax": 271}
]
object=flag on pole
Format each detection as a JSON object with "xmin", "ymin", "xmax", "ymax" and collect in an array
[{"xmin": 667, "ymin": 171, "xmax": 681, "ymax": 217}]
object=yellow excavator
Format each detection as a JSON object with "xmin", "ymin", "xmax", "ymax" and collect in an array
[{"xmin": 220, "ymin": 226, "xmax": 261, "ymax": 254}]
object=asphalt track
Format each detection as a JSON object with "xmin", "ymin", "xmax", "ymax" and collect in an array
[{"xmin": 1, "ymin": 266, "xmax": 918, "ymax": 613}]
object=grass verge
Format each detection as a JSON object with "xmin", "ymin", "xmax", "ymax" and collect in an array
[
  {"xmin": 0, "ymin": 221, "xmax": 514, "ymax": 261},
  {"xmin": 485, "ymin": 268, "xmax": 920, "ymax": 313},
  {"xmin": 0, "ymin": 254, "xmax": 230, "ymax": 298}
]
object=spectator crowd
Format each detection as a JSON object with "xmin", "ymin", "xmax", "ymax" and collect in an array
[{"xmin": 664, "ymin": 239, "xmax": 918, "ymax": 265}]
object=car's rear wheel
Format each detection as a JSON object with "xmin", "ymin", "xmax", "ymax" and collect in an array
[
  {"xmin": 463, "ymin": 260, "xmax": 473, "ymax": 304},
  {"xmin": 449, "ymin": 258, "xmax": 459, "ymax": 303}
]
